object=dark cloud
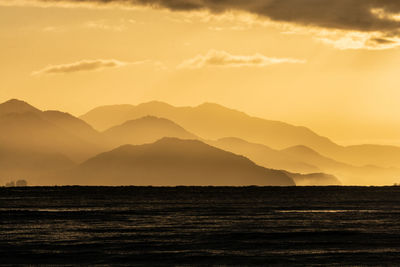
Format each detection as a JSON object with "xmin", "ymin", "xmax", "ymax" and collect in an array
[
  {"xmin": 4, "ymin": 0, "xmax": 400, "ymax": 49},
  {"xmin": 369, "ymin": 37, "xmax": 396, "ymax": 44},
  {"xmin": 9, "ymin": 0, "xmax": 400, "ymax": 34}
]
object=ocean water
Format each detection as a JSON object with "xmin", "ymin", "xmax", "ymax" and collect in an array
[{"xmin": 1, "ymin": 186, "xmax": 400, "ymax": 266}]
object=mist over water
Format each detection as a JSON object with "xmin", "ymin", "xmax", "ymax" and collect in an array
[{"xmin": 2, "ymin": 186, "xmax": 400, "ymax": 265}]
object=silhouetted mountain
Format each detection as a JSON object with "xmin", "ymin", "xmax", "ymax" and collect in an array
[
  {"xmin": 64, "ymin": 138, "xmax": 295, "ymax": 186},
  {"xmin": 208, "ymin": 137, "xmax": 320, "ymax": 173},
  {"xmin": 103, "ymin": 116, "xmax": 197, "ymax": 146},
  {"xmin": 0, "ymin": 99, "xmax": 106, "ymax": 162},
  {"xmin": 80, "ymin": 101, "xmax": 400, "ymax": 169}
]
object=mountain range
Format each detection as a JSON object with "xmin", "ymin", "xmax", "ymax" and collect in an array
[
  {"xmin": 1, "ymin": 98, "xmax": 399, "ymax": 186},
  {"xmin": 81, "ymin": 101, "xmax": 400, "ymax": 169}
]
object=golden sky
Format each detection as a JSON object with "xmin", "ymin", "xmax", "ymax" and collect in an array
[{"xmin": 1, "ymin": 0, "xmax": 400, "ymax": 146}]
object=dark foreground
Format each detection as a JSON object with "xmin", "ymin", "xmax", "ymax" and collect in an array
[{"xmin": 1, "ymin": 186, "xmax": 400, "ymax": 266}]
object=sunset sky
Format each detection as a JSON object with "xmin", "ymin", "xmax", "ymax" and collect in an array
[{"xmin": 1, "ymin": 0, "xmax": 400, "ymax": 145}]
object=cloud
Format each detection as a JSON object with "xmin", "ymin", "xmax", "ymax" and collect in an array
[
  {"xmin": 4, "ymin": 0, "xmax": 400, "ymax": 49},
  {"xmin": 178, "ymin": 50, "xmax": 305, "ymax": 69},
  {"xmin": 32, "ymin": 59, "xmax": 141, "ymax": 75},
  {"xmin": 3, "ymin": 0, "xmax": 400, "ymax": 32},
  {"xmin": 313, "ymin": 30, "xmax": 400, "ymax": 50}
]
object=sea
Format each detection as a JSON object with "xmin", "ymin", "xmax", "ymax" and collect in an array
[{"xmin": 1, "ymin": 186, "xmax": 400, "ymax": 266}]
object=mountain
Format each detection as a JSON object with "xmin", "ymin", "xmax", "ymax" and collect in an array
[
  {"xmin": 208, "ymin": 137, "xmax": 320, "ymax": 173},
  {"xmin": 207, "ymin": 137, "xmax": 342, "ymax": 185},
  {"xmin": 103, "ymin": 116, "xmax": 197, "ymax": 146},
  {"xmin": 80, "ymin": 101, "xmax": 400, "ymax": 169},
  {"xmin": 63, "ymin": 138, "xmax": 295, "ymax": 186},
  {"xmin": 282, "ymin": 145, "xmax": 400, "ymax": 185},
  {"xmin": 0, "ymin": 99, "xmax": 106, "ymax": 162},
  {"xmin": 282, "ymin": 145, "xmax": 348, "ymax": 170}
]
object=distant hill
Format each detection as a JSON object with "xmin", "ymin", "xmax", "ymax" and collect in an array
[
  {"xmin": 336, "ymin": 144, "xmax": 400, "ymax": 169},
  {"xmin": 208, "ymin": 137, "xmax": 320, "ymax": 173},
  {"xmin": 0, "ymin": 99, "xmax": 106, "ymax": 162},
  {"xmin": 64, "ymin": 138, "xmax": 295, "ymax": 186},
  {"xmin": 282, "ymin": 145, "xmax": 351, "ymax": 170},
  {"xmin": 80, "ymin": 101, "xmax": 400, "ymax": 169},
  {"xmin": 282, "ymin": 145, "xmax": 400, "ymax": 185},
  {"xmin": 103, "ymin": 116, "xmax": 197, "ymax": 146}
]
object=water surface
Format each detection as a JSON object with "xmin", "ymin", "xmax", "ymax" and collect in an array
[{"xmin": 1, "ymin": 186, "xmax": 400, "ymax": 265}]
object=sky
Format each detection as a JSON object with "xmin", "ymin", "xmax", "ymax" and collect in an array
[{"xmin": 1, "ymin": 0, "xmax": 400, "ymax": 146}]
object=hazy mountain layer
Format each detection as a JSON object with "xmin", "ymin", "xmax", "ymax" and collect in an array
[
  {"xmin": 209, "ymin": 137, "xmax": 320, "ymax": 173},
  {"xmin": 2, "ymin": 98, "xmax": 399, "ymax": 186},
  {"xmin": 282, "ymin": 145, "xmax": 400, "ymax": 185}
]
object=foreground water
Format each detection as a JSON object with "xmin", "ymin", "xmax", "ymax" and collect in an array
[{"xmin": 1, "ymin": 186, "xmax": 400, "ymax": 266}]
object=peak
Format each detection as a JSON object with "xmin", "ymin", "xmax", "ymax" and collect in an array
[
  {"xmin": 138, "ymin": 101, "xmax": 173, "ymax": 108},
  {"xmin": 117, "ymin": 116, "xmax": 179, "ymax": 127},
  {"xmin": 137, "ymin": 115, "xmax": 168, "ymax": 121},
  {"xmin": 4, "ymin": 98, "xmax": 25, "ymax": 104},
  {"xmin": 0, "ymin": 99, "xmax": 41, "ymax": 114},
  {"xmin": 3, "ymin": 99, "xmax": 33, "ymax": 106}
]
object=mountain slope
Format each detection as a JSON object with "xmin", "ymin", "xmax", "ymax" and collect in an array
[
  {"xmin": 208, "ymin": 137, "xmax": 320, "ymax": 173},
  {"xmin": 64, "ymin": 138, "xmax": 295, "ymax": 186},
  {"xmin": 103, "ymin": 116, "xmax": 197, "ymax": 146}
]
